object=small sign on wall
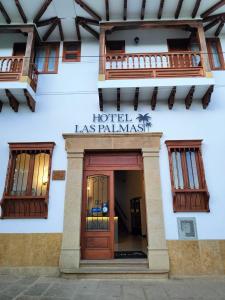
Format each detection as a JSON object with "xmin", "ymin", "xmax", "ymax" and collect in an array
[{"xmin": 52, "ymin": 170, "xmax": 66, "ymax": 181}]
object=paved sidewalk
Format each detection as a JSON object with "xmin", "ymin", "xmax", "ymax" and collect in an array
[{"xmin": 0, "ymin": 275, "xmax": 224, "ymax": 300}]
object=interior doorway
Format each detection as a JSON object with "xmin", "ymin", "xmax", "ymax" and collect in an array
[{"xmin": 114, "ymin": 171, "xmax": 147, "ymax": 259}]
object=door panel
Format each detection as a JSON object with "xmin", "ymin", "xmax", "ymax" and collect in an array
[{"xmin": 81, "ymin": 171, "xmax": 114, "ymax": 259}]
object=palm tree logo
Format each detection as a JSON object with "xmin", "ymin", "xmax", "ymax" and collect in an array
[{"xmin": 136, "ymin": 113, "xmax": 152, "ymax": 132}]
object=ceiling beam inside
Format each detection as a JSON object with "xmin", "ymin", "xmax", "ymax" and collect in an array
[
  {"xmin": 158, "ymin": 0, "xmax": 165, "ymax": 19},
  {"xmin": 33, "ymin": 0, "xmax": 52, "ymax": 23},
  {"xmin": 134, "ymin": 87, "xmax": 139, "ymax": 111},
  {"xmin": 201, "ymin": 0, "xmax": 225, "ymax": 19},
  {"xmin": 151, "ymin": 87, "xmax": 158, "ymax": 110},
  {"xmin": 5, "ymin": 89, "xmax": 19, "ymax": 112},
  {"xmin": 75, "ymin": 0, "xmax": 102, "ymax": 21},
  {"xmin": 76, "ymin": 16, "xmax": 99, "ymax": 25},
  {"xmin": 0, "ymin": 1, "xmax": 11, "ymax": 24},
  {"xmin": 185, "ymin": 86, "xmax": 195, "ymax": 109},
  {"xmin": 141, "ymin": 0, "xmax": 146, "ymax": 20},
  {"xmin": 203, "ymin": 12, "xmax": 225, "ymax": 22},
  {"xmin": 175, "ymin": 0, "xmax": 184, "ymax": 19},
  {"xmin": 192, "ymin": 0, "xmax": 201, "ymax": 18},
  {"xmin": 14, "ymin": 0, "xmax": 27, "ymax": 23}
]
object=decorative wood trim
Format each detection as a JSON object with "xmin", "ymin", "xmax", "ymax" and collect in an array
[
  {"xmin": 14, "ymin": 0, "xmax": 27, "ymax": 23},
  {"xmin": 185, "ymin": 86, "xmax": 195, "ymax": 109},
  {"xmin": 123, "ymin": 0, "xmax": 127, "ymax": 21},
  {"xmin": 141, "ymin": 0, "xmax": 146, "ymax": 20},
  {"xmin": 192, "ymin": 0, "xmax": 201, "ymax": 18},
  {"xmin": 33, "ymin": 0, "xmax": 53, "ymax": 23},
  {"xmin": 62, "ymin": 41, "xmax": 81, "ymax": 62},
  {"xmin": 0, "ymin": 1, "xmax": 11, "ymax": 24},
  {"xmin": 202, "ymin": 85, "xmax": 214, "ymax": 109},
  {"xmin": 175, "ymin": 0, "xmax": 184, "ymax": 19},
  {"xmin": 43, "ymin": 18, "xmax": 58, "ymax": 41},
  {"xmin": 134, "ymin": 87, "xmax": 139, "ymax": 111},
  {"xmin": 75, "ymin": 0, "xmax": 102, "ymax": 21},
  {"xmin": 24, "ymin": 89, "xmax": 36, "ymax": 112},
  {"xmin": 5, "ymin": 89, "xmax": 19, "ymax": 112},
  {"xmin": 206, "ymin": 38, "xmax": 225, "ymax": 70},
  {"xmin": 168, "ymin": 86, "xmax": 176, "ymax": 110},
  {"xmin": 105, "ymin": 0, "xmax": 109, "ymax": 21},
  {"xmin": 201, "ymin": 0, "xmax": 225, "ymax": 19},
  {"xmin": 117, "ymin": 88, "xmax": 120, "ymax": 111},
  {"xmin": 158, "ymin": 0, "xmax": 165, "ymax": 19},
  {"xmin": 98, "ymin": 88, "xmax": 103, "ymax": 111},
  {"xmin": 151, "ymin": 87, "xmax": 158, "ymax": 110}
]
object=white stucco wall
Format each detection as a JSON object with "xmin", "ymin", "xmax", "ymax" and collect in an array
[{"xmin": 0, "ymin": 31, "xmax": 225, "ymax": 241}]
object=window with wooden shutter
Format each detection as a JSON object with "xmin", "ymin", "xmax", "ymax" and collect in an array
[
  {"xmin": 1, "ymin": 142, "xmax": 55, "ymax": 219},
  {"xmin": 106, "ymin": 40, "xmax": 125, "ymax": 54},
  {"xmin": 35, "ymin": 43, "xmax": 59, "ymax": 74},
  {"xmin": 165, "ymin": 140, "xmax": 209, "ymax": 212},
  {"xmin": 206, "ymin": 38, "xmax": 224, "ymax": 70},
  {"xmin": 62, "ymin": 41, "xmax": 81, "ymax": 62}
]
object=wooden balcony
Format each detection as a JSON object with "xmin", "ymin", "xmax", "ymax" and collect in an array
[
  {"xmin": 0, "ymin": 56, "xmax": 38, "ymax": 92},
  {"xmin": 105, "ymin": 51, "xmax": 205, "ymax": 80}
]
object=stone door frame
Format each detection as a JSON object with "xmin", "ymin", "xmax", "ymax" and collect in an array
[{"xmin": 59, "ymin": 133, "xmax": 169, "ymax": 273}]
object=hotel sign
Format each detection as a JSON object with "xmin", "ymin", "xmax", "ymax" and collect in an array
[{"xmin": 75, "ymin": 113, "xmax": 152, "ymax": 134}]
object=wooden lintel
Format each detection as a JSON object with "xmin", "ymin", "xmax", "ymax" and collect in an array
[
  {"xmin": 36, "ymin": 17, "xmax": 58, "ymax": 27},
  {"xmin": 203, "ymin": 12, "xmax": 225, "ymax": 22},
  {"xmin": 105, "ymin": 0, "xmax": 109, "ymax": 21},
  {"xmin": 80, "ymin": 22, "xmax": 99, "ymax": 39},
  {"xmin": 215, "ymin": 19, "xmax": 225, "ymax": 36},
  {"xmin": 14, "ymin": 0, "xmax": 27, "ymax": 23},
  {"xmin": 33, "ymin": 0, "xmax": 52, "ymax": 23},
  {"xmin": 76, "ymin": 16, "xmax": 99, "ymax": 26},
  {"xmin": 58, "ymin": 19, "xmax": 64, "ymax": 41},
  {"xmin": 151, "ymin": 87, "xmax": 158, "ymax": 110},
  {"xmin": 192, "ymin": 0, "xmax": 201, "ymax": 18},
  {"xmin": 117, "ymin": 88, "xmax": 120, "ymax": 111},
  {"xmin": 185, "ymin": 86, "xmax": 195, "ymax": 109},
  {"xmin": 201, "ymin": 0, "xmax": 225, "ymax": 19},
  {"xmin": 98, "ymin": 88, "xmax": 103, "ymax": 111},
  {"xmin": 204, "ymin": 19, "xmax": 220, "ymax": 31},
  {"xmin": 123, "ymin": 0, "xmax": 127, "ymax": 21},
  {"xmin": 0, "ymin": 1, "xmax": 11, "ymax": 24},
  {"xmin": 158, "ymin": 0, "xmax": 165, "ymax": 19},
  {"xmin": 75, "ymin": 0, "xmax": 102, "ymax": 21},
  {"xmin": 43, "ymin": 18, "xmax": 58, "ymax": 41},
  {"xmin": 168, "ymin": 87, "xmax": 176, "ymax": 110},
  {"xmin": 175, "ymin": 0, "xmax": 184, "ymax": 19},
  {"xmin": 0, "ymin": 100, "xmax": 3, "ymax": 112},
  {"xmin": 24, "ymin": 89, "xmax": 36, "ymax": 112},
  {"xmin": 134, "ymin": 87, "xmax": 139, "ymax": 111},
  {"xmin": 141, "ymin": 0, "xmax": 146, "ymax": 20},
  {"xmin": 75, "ymin": 17, "xmax": 81, "ymax": 41},
  {"xmin": 5, "ymin": 90, "xmax": 19, "ymax": 112},
  {"xmin": 202, "ymin": 85, "xmax": 214, "ymax": 109}
]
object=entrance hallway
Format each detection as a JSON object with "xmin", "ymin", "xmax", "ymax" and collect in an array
[{"xmin": 1, "ymin": 275, "xmax": 225, "ymax": 299}]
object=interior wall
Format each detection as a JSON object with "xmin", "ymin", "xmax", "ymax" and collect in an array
[{"xmin": 0, "ymin": 34, "xmax": 27, "ymax": 56}]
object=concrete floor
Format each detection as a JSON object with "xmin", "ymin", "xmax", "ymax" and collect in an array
[{"xmin": 0, "ymin": 275, "xmax": 225, "ymax": 300}]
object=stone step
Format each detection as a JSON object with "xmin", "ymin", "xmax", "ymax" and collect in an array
[{"xmin": 80, "ymin": 259, "xmax": 148, "ymax": 269}]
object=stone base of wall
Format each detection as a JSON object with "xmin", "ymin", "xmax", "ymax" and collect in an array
[
  {"xmin": 0, "ymin": 234, "xmax": 225, "ymax": 277},
  {"xmin": 168, "ymin": 240, "xmax": 225, "ymax": 276}
]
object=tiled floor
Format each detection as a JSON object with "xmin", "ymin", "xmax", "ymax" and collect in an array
[
  {"xmin": 115, "ymin": 231, "xmax": 147, "ymax": 253},
  {"xmin": 0, "ymin": 275, "xmax": 225, "ymax": 300}
]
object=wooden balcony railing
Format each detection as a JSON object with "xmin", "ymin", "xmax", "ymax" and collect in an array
[
  {"xmin": 0, "ymin": 56, "xmax": 38, "ymax": 91},
  {"xmin": 105, "ymin": 51, "xmax": 205, "ymax": 79}
]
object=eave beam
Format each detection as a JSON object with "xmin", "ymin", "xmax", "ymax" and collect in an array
[
  {"xmin": 185, "ymin": 86, "xmax": 195, "ymax": 109},
  {"xmin": 192, "ymin": 0, "xmax": 201, "ymax": 18},
  {"xmin": 0, "ymin": 1, "xmax": 11, "ymax": 24},
  {"xmin": 168, "ymin": 87, "xmax": 176, "ymax": 110},
  {"xmin": 43, "ymin": 18, "xmax": 58, "ymax": 41},
  {"xmin": 75, "ymin": 17, "xmax": 81, "ymax": 41},
  {"xmin": 105, "ymin": 0, "xmax": 109, "ymax": 21},
  {"xmin": 75, "ymin": 0, "xmax": 102, "ymax": 21},
  {"xmin": 14, "ymin": 0, "xmax": 27, "ymax": 23},
  {"xmin": 36, "ymin": 17, "xmax": 58, "ymax": 27},
  {"xmin": 158, "ymin": 0, "xmax": 165, "ymax": 19},
  {"xmin": 203, "ymin": 13, "xmax": 225, "ymax": 22},
  {"xmin": 141, "ymin": 0, "xmax": 146, "ymax": 20},
  {"xmin": 58, "ymin": 19, "xmax": 64, "ymax": 41},
  {"xmin": 0, "ymin": 100, "xmax": 2, "ymax": 112},
  {"xmin": 98, "ymin": 88, "xmax": 103, "ymax": 111},
  {"xmin": 134, "ymin": 87, "xmax": 139, "ymax": 111},
  {"xmin": 215, "ymin": 18, "xmax": 225, "ymax": 36},
  {"xmin": 33, "ymin": 0, "xmax": 52, "ymax": 23},
  {"xmin": 79, "ymin": 22, "xmax": 99, "ymax": 39},
  {"xmin": 123, "ymin": 0, "xmax": 127, "ymax": 21},
  {"xmin": 117, "ymin": 88, "xmax": 120, "ymax": 111},
  {"xmin": 5, "ymin": 90, "xmax": 19, "ymax": 112},
  {"xmin": 201, "ymin": 0, "xmax": 225, "ymax": 19},
  {"xmin": 204, "ymin": 18, "xmax": 220, "ymax": 32},
  {"xmin": 202, "ymin": 85, "xmax": 214, "ymax": 109},
  {"xmin": 175, "ymin": 0, "xmax": 184, "ymax": 19},
  {"xmin": 24, "ymin": 89, "xmax": 36, "ymax": 112},
  {"xmin": 151, "ymin": 87, "xmax": 158, "ymax": 110},
  {"xmin": 76, "ymin": 16, "xmax": 99, "ymax": 26}
]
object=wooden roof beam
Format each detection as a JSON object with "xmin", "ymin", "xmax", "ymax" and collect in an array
[
  {"xmin": 201, "ymin": 0, "xmax": 225, "ymax": 19},
  {"xmin": 0, "ymin": 1, "xmax": 11, "ymax": 24},
  {"xmin": 58, "ymin": 19, "xmax": 64, "ymax": 41},
  {"xmin": 105, "ymin": 0, "xmax": 109, "ymax": 21},
  {"xmin": 75, "ymin": 0, "xmax": 101, "ymax": 21},
  {"xmin": 185, "ymin": 86, "xmax": 195, "ymax": 109},
  {"xmin": 117, "ymin": 88, "xmax": 120, "ymax": 111},
  {"xmin": 203, "ymin": 12, "xmax": 225, "ymax": 22},
  {"xmin": 80, "ymin": 22, "xmax": 99, "ymax": 39},
  {"xmin": 0, "ymin": 100, "xmax": 2, "ymax": 112},
  {"xmin": 134, "ymin": 87, "xmax": 139, "ymax": 111},
  {"xmin": 202, "ymin": 85, "xmax": 214, "ymax": 109},
  {"xmin": 14, "ymin": 0, "xmax": 27, "ymax": 23},
  {"xmin": 123, "ymin": 0, "xmax": 127, "ymax": 21},
  {"xmin": 175, "ymin": 0, "xmax": 184, "ymax": 19},
  {"xmin": 158, "ymin": 0, "xmax": 165, "ymax": 19},
  {"xmin": 204, "ymin": 18, "xmax": 220, "ymax": 31},
  {"xmin": 168, "ymin": 87, "xmax": 176, "ymax": 110},
  {"xmin": 141, "ymin": 0, "xmax": 146, "ymax": 20},
  {"xmin": 33, "ymin": 0, "xmax": 52, "ymax": 23},
  {"xmin": 36, "ymin": 17, "xmax": 58, "ymax": 27},
  {"xmin": 24, "ymin": 89, "xmax": 36, "ymax": 112},
  {"xmin": 98, "ymin": 88, "xmax": 103, "ymax": 111},
  {"xmin": 215, "ymin": 18, "xmax": 225, "ymax": 36},
  {"xmin": 192, "ymin": 0, "xmax": 201, "ymax": 18},
  {"xmin": 151, "ymin": 87, "xmax": 158, "ymax": 110},
  {"xmin": 75, "ymin": 17, "xmax": 81, "ymax": 41},
  {"xmin": 76, "ymin": 16, "xmax": 99, "ymax": 26},
  {"xmin": 43, "ymin": 18, "xmax": 58, "ymax": 41},
  {"xmin": 5, "ymin": 89, "xmax": 19, "ymax": 112}
]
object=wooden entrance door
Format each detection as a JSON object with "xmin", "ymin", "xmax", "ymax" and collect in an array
[{"xmin": 81, "ymin": 170, "xmax": 114, "ymax": 259}]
